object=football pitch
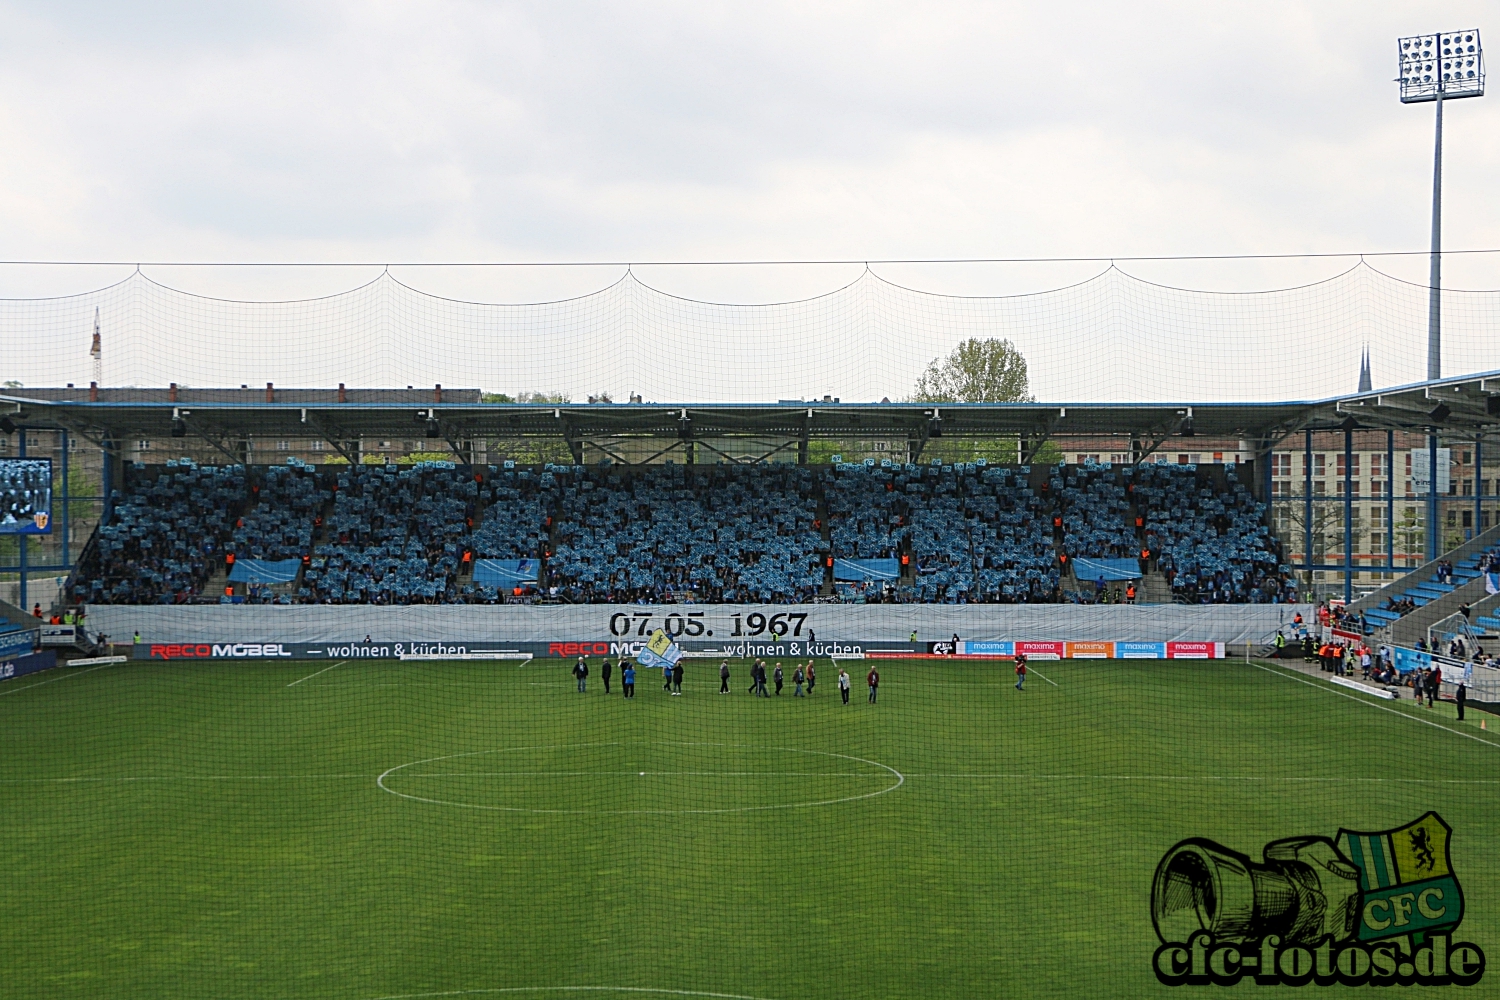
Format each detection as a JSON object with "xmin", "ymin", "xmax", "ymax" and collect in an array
[{"xmin": 2, "ymin": 655, "xmax": 1495, "ymax": 999}]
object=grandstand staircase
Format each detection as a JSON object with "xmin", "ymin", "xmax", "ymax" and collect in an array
[{"xmin": 1344, "ymin": 522, "xmax": 1500, "ymax": 642}]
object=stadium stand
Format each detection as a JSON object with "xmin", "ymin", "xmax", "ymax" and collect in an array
[
  {"xmin": 826, "ymin": 461, "xmax": 1058, "ymax": 603},
  {"xmin": 67, "ymin": 459, "xmax": 1298, "ymax": 607},
  {"xmin": 308, "ymin": 465, "xmax": 476, "ymax": 604},
  {"xmin": 1136, "ymin": 463, "xmax": 1290, "ymax": 604},
  {"xmin": 78, "ymin": 462, "xmax": 245, "ymax": 604},
  {"xmin": 547, "ymin": 464, "xmax": 825, "ymax": 603},
  {"xmin": 230, "ymin": 464, "xmax": 326, "ymax": 562}
]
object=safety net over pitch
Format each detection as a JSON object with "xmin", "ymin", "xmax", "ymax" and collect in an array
[
  {"xmin": 4, "ymin": 261, "xmax": 1500, "ymax": 402},
  {"xmin": 2, "ymin": 622, "xmax": 1496, "ymax": 998}
]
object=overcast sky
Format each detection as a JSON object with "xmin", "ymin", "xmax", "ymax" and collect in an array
[{"xmin": 1, "ymin": 2, "xmax": 1498, "ymax": 307}]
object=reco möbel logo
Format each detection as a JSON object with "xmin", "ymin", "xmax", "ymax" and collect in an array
[{"xmin": 1151, "ymin": 812, "xmax": 1484, "ymax": 986}]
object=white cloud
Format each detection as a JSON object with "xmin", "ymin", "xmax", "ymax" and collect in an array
[{"xmin": 0, "ymin": 0, "xmax": 1497, "ymax": 300}]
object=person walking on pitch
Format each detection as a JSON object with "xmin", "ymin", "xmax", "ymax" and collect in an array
[
  {"xmin": 774, "ymin": 663, "xmax": 784, "ymax": 696},
  {"xmin": 672, "ymin": 662, "xmax": 684, "ymax": 695},
  {"xmin": 601, "ymin": 657, "xmax": 613, "ymax": 694},
  {"xmin": 749, "ymin": 659, "xmax": 761, "ymax": 696},
  {"xmin": 866, "ymin": 666, "xmax": 879, "ymax": 703},
  {"xmin": 756, "ymin": 661, "xmax": 769, "ymax": 698},
  {"xmin": 804, "ymin": 660, "xmax": 816, "ymax": 695},
  {"xmin": 719, "ymin": 660, "xmax": 730, "ymax": 694},
  {"xmin": 1014, "ymin": 653, "xmax": 1028, "ymax": 691},
  {"xmin": 573, "ymin": 656, "xmax": 588, "ymax": 693},
  {"xmin": 838, "ymin": 667, "xmax": 851, "ymax": 705},
  {"xmin": 793, "ymin": 663, "xmax": 805, "ymax": 696},
  {"xmin": 622, "ymin": 663, "xmax": 636, "ymax": 698},
  {"xmin": 663, "ymin": 661, "xmax": 674, "ymax": 692}
]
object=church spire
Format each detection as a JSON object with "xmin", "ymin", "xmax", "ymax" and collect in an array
[{"xmin": 1357, "ymin": 346, "xmax": 1372, "ymax": 393}]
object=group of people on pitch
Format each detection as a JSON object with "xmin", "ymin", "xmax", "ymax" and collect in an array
[
  {"xmin": 726, "ymin": 658, "xmax": 879, "ymax": 704},
  {"xmin": 571, "ymin": 655, "xmax": 881, "ymax": 704}
]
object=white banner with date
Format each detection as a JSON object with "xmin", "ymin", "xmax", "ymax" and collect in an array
[{"xmin": 90, "ymin": 603, "xmax": 1311, "ymax": 648}]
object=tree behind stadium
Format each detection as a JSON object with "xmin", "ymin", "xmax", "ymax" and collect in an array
[
  {"xmin": 910, "ymin": 338, "xmax": 1051, "ymax": 464},
  {"xmin": 912, "ymin": 337, "xmax": 1033, "ymax": 404}
]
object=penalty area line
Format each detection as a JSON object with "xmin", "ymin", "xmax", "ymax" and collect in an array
[
  {"xmin": 0, "ymin": 662, "xmax": 120, "ymax": 698},
  {"xmin": 286, "ymin": 660, "xmax": 350, "ymax": 688}
]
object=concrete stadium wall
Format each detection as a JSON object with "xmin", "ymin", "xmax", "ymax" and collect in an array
[{"xmin": 90, "ymin": 603, "xmax": 1312, "ymax": 646}]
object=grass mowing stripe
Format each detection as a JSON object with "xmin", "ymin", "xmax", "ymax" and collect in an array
[
  {"xmin": 5, "ymin": 656, "xmax": 1497, "ymax": 999},
  {"xmin": 10, "ymin": 772, "xmax": 1500, "ymax": 785},
  {"xmin": 368, "ymin": 987, "xmax": 784, "ymax": 1000}
]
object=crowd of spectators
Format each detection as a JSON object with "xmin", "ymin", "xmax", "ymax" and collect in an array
[
  {"xmin": 306, "ymin": 465, "xmax": 476, "ymax": 604},
  {"xmin": 70, "ymin": 458, "xmax": 1297, "ymax": 607},
  {"xmin": 547, "ymin": 464, "xmax": 825, "ymax": 604},
  {"xmin": 1138, "ymin": 463, "xmax": 1292, "ymax": 603},
  {"xmin": 74, "ymin": 462, "xmax": 243, "ymax": 604}
]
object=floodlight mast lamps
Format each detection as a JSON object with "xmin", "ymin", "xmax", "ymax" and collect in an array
[
  {"xmin": 1398, "ymin": 30, "xmax": 1484, "ymax": 382},
  {"xmin": 1401, "ymin": 30, "xmax": 1483, "ymax": 561}
]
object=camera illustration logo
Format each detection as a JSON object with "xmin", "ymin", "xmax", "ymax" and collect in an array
[{"xmin": 1151, "ymin": 812, "xmax": 1486, "ymax": 986}]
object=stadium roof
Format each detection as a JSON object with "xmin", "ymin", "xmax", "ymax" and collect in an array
[{"xmin": 6, "ymin": 370, "xmax": 1500, "ymax": 461}]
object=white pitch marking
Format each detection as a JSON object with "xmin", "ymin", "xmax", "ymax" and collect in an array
[
  {"xmin": 1026, "ymin": 667, "xmax": 1059, "ymax": 687},
  {"xmin": 376, "ymin": 742, "xmax": 905, "ymax": 815},
  {"xmin": 286, "ymin": 659, "xmax": 350, "ymax": 687},
  {"xmin": 1249, "ymin": 660, "xmax": 1500, "ymax": 750},
  {"xmin": 0, "ymin": 662, "xmax": 119, "ymax": 697}
]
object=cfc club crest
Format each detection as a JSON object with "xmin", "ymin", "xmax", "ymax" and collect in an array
[{"xmin": 1151, "ymin": 813, "xmax": 1484, "ymax": 986}]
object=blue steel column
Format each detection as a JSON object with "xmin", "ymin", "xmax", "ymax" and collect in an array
[
  {"xmin": 1429, "ymin": 434, "xmax": 1440, "ymax": 561},
  {"xmin": 1304, "ymin": 430, "xmax": 1313, "ymax": 588},
  {"xmin": 1344, "ymin": 427, "xmax": 1354, "ymax": 603},
  {"xmin": 1474, "ymin": 434, "xmax": 1482, "ymax": 540},
  {"xmin": 1386, "ymin": 430, "xmax": 1394, "ymax": 571},
  {"xmin": 60, "ymin": 428, "xmax": 70, "ymax": 572}
]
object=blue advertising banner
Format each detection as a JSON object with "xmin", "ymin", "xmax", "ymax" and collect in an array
[
  {"xmin": 1392, "ymin": 646, "xmax": 1431, "ymax": 674},
  {"xmin": 0, "ymin": 649, "xmax": 57, "ymax": 682},
  {"xmin": 957, "ymin": 641, "xmax": 1015, "ymax": 656},
  {"xmin": 1115, "ymin": 641, "xmax": 1167, "ymax": 659},
  {"xmin": 0, "ymin": 627, "xmax": 36, "ymax": 659}
]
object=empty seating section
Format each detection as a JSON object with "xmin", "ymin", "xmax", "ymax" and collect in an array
[
  {"xmin": 68, "ymin": 460, "xmax": 1298, "ymax": 605},
  {"xmin": 549, "ymin": 464, "xmax": 824, "ymax": 603},
  {"xmin": 1135, "ymin": 463, "xmax": 1286, "ymax": 603},
  {"xmin": 308, "ymin": 466, "xmax": 477, "ymax": 604},
  {"xmin": 77, "ymin": 463, "xmax": 244, "ymax": 604}
]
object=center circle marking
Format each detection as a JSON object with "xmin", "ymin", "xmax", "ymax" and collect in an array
[{"xmin": 376, "ymin": 741, "xmax": 904, "ymax": 815}]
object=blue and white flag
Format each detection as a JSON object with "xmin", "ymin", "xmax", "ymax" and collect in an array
[{"xmin": 635, "ymin": 628, "xmax": 682, "ymax": 669}]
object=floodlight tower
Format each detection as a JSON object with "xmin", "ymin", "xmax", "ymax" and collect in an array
[
  {"xmin": 1398, "ymin": 30, "xmax": 1484, "ymax": 381},
  {"xmin": 1400, "ymin": 30, "xmax": 1483, "ymax": 562}
]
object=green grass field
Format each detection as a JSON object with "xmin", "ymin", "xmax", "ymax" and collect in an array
[{"xmin": 2, "ymin": 655, "xmax": 1496, "ymax": 999}]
